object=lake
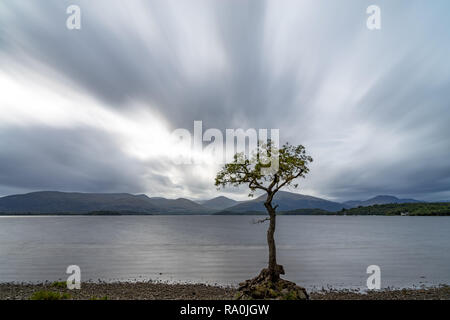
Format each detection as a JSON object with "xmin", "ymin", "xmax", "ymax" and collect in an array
[{"xmin": 0, "ymin": 215, "xmax": 449, "ymax": 290}]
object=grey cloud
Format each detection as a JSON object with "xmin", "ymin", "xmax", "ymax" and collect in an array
[
  {"xmin": 0, "ymin": 126, "xmax": 148, "ymax": 195},
  {"xmin": 1, "ymin": 0, "xmax": 450, "ymax": 201}
]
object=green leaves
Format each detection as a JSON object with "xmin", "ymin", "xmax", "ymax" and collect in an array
[{"xmin": 215, "ymin": 141, "xmax": 312, "ymax": 197}]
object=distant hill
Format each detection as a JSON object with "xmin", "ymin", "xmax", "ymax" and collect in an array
[
  {"xmin": 341, "ymin": 202, "xmax": 450, "ymax": 216},
  {"xmin": 217, "ymin": 203, "xmax": 450, "ymax": 216},
  {"xmin": 0, "ymin": 191, "xmax": 210, "ymax": 214},
  {"xmin": 223, "ymin": 191, "xmax": 346, "ymax": 213},
  {"xmin": 344, "ymin": 195, "xmax": 422, "ymax": 208},
  {"xmin": 149, "ymin": 197, "xmax": 210, "ymax": 213},
  {"xmin": 198, "ymin": 196, "xmax": 239, "ymax": 210},
  {"xmin": 0, "ymin": 191, "xmax": 431, "ymax": 215}
]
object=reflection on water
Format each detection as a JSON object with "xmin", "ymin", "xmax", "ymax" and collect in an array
[{"xmin": 0, "ymin": 215, "xmax": 449, "ymax": 289}]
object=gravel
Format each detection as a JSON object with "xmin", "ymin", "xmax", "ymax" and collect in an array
[
  {"xmin": 310, "ymin": 285, "xmax": 450, "ymax": 300},
  {"xmin": 1, "ymin": 282, "xmax": 448, "ymax": 300}
]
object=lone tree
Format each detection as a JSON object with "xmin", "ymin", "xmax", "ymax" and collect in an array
[{"xmin": 215, "ymin": 141, "xmax": 313, "ymax": 285}]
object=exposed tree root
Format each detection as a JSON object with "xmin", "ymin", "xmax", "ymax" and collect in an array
[{"xmin": 235, "ymin": 267, "xmax": 309, "ymax": 300}]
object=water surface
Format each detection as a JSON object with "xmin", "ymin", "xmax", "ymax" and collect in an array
[{"xmin": 0, "ymin": 215, "xmax": 449, "ymax": 289}]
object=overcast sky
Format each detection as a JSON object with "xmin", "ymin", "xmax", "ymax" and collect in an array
[{"xmin": 0, "ymin": 0, "xmax": 449, "ymax": 201}]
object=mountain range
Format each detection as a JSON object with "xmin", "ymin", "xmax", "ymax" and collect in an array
[
  {"xmin": 0, "ymin": 191, "xmax": 427, "ymax": 215},
  {"xmin": 220, "ymin": 191, "xmax": 346, "ymax": 212},
  {"xmin": 343, "ymin": 195, "xmax": 422, "ymax": 208},
  {"xmin": 198, "ymin": 196, "xmax": 239, "ymax": 210},
  {"xmin": 0, "ymin": 191, "xmax": 208, "ymax": 214}
]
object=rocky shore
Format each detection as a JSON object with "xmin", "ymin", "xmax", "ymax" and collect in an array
[{"xmin": 0, "ymin": 281, "xmax": 448, "ymax": 300}]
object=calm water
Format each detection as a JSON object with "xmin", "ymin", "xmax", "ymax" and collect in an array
[{"xmin": 0, "ymin": 215, "xmax": 449, "ymax": 290}]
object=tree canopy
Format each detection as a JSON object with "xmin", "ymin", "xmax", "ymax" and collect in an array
[{"xmin": 215, "ymin": 141, "xmax": 313, "ymax": 198}]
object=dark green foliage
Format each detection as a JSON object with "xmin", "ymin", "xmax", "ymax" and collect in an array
[
  {"xmin": 50, "ymin": 281, "xmax": 67, "ymax": 289},
  {"xmin": 217, "ymin": 203, "xmax": 450, "ymax": 216},
  {"xmin": 215, "ymin": 141, "xmax": 313, "ymax": 197},
  {"xmin": 30, "ymin": 290, "xmax": 71, "ymax": 300},
  {"xmin": 340, "ymin": 203, "xmax": 450, "ymax": 216}
]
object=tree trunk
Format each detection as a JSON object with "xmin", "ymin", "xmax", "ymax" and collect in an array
[
  {"xmin": 266, "ymin": 204, "xmax": 277, "ymax": 272},
  {"xmin": 264, "ymin": 194, "xmax": 284, "ymax": 281}
]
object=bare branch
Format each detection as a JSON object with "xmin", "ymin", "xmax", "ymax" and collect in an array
[{"xmin": 252, "ymin": 217, "xmax": 270, "ymax": 224}]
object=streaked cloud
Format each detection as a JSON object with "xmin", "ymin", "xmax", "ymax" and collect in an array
[{"xmin": 0, "ymin": 0, "xmax": 449, "ymax": 201}]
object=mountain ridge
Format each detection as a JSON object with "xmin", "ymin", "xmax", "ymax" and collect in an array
[
  {"xmin": 343, "ymin": 195, "xmax": 423, "ymax": 208},
  {"xmin": 0, "ymin": 191, "xmax": 209, "ymax": 214},
  {"xmin": 0, "ymin": 191, "xmax": 425, "ymax": 214},
  {"xmin": 198, "ymin": 196, "xmax": 240, "ymax": 210},
  {"xmin": 222, "ymin": 191, "xmax": 346, "ymax": 213}
]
